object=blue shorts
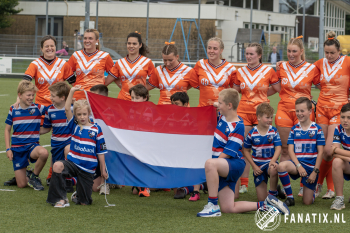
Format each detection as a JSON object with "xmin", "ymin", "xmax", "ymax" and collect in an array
[
  {"xmin": 11, "ymin": 143, "xmax": 39, "ymax": 171},
  {"xmin": 51, "ymin": 143, "xmax": 70, "ymax": 164},
  {"xmin": 253, "ymin": 162, "xmax": 279, "ymax": 187},
  {"xmin": 218, "ymin": 158, "xmax": 245, "ymax": 192},
  {"xmin": 289, "ymin": 160, "xmax": 318, "ymax": 191}
]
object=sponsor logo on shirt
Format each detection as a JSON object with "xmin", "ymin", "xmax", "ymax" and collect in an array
[
  {"xmin": 296, "ymin": 132, "xmax": 301, "ymax": 137},
  {"xmin": 38, "ymin": 77, "xmax": 45, "ymax": 85},
  {"xmin": 282, "ymin": 78, "xmax": 288, "ymax": 85},
  {"xmin": 254, "ymin": 138, "xmax": 260, "ymax": 143},
  {"xmin": 201, "ymin": 79, "xmax": 209, "ymax": 86},
  {"xmin": 76, "ymin": 68, "xmax": 82, "ymax": 76},
  {"xmin": 51, "ymin": 113, "xmax": 56, "ymax": 118},
  {"xmin": 100, "ymin": 142, "xmax": 107, "ymax": 151},
  {"xmin": 74, "ymin": 144, "xmax": 94, "ymax": 153},
  {"xmin": 333, "ymin": 135, "xmax": 340, "ymax": 141},
  {"xmin": 15, "ymin": 111, "xmax": 21, "ymax": 115},
  {"xmin": 240, "ymin": 83, "xmax": 245, "ymax": 89}
]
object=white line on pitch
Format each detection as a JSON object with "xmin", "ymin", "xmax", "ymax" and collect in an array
[
  {"xmin": 0, "ymin": 94, "xmax": 9, "ymax": 96},
  {"xmin": 0, "ymin": 144, "xmax": 51, "ymax": 154}
]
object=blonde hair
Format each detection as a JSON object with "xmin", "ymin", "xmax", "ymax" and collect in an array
[
  {"xmin": 73, "ymin": 99, "xmax": 91, "ymax": 130},
  {"xmin": 84, "ymin": 29, "xmax": 100, "ymax": 50},
  {"xmin": 247, "ymin": 42, "xmax": 263, "ymax": 63},
  {"xmin": 207, "ymin": 37, "xmax": 224, "ymax": 59},
  {"xmin": 288, "ymin": 36, "xmax": 305, "ymax": 61},
  {"xmin": 219, "ymin": 89, "xmax": 240, "ymax": 110},
  {"xmin": 256, "ymin": 102, "xmax": 274, "ymax": 117},
  {"xmin": 17, "ymin": 80, "xmax": 38, "ymax": 94}
]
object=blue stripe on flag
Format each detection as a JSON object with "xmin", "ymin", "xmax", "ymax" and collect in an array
[{"xmin": 105, "ymin": 150, "xmax": 206, "ymax": 188}]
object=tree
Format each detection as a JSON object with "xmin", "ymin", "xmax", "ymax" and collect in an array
[{"xmin": 0, "ymin": 0, "xmax": 22, "ymax": 29}]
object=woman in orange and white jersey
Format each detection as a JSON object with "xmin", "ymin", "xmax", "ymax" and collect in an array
[
  {"xmin": 146, "ymin": 42, "xmax": 198, "ymax": 105},
  {"xmin": 105, "ymin": 32, "xmax": 155, "ymax": 100},
  {"xmin": 273, "ymin": 36, "xmax": 320, "ymax": 164},
  {"xmin": 191, "ymin": 37, "xmax": 236, "ymax": 107},
  {"xmin": 313, "ymin": 31, "xmax": 350, "ymax": 199},
  {"xmin": 67, "ymin": 29, "xmax": 114, "ymax": 100},
  {"xmin": 232, "ymin": 43, "xmax": 280, "ymax": 193}
]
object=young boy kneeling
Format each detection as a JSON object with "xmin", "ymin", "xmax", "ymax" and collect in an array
[
  {"xmin": 330, "ymin": 103, "xmax": 350, "ymax": 210},
  {"xmin": 243, "ymin": 103, "xmax": 286, "ymax": 201},
  {"xmin": 277, "ymin": 97, "xmax": 325, "ymax": 206},
  {"xmin": 197, "ymin": 89, "xmax": 289, "ymax": 217}
]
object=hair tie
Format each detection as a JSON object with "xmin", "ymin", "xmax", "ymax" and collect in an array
[
  {"xmin": 295, "ymin": 35, "xmax": 303, "ymax": 39},
  {"xmin": 165, "ymin": 41, "xmax": 175, "ymax": 45},
  {"xmin": 135, "ymin": 31, "xmax": 141, "ymax": 35},
  {"xmin": 328, "ymin": 37, "xmax": 334, "ymax": 40}
]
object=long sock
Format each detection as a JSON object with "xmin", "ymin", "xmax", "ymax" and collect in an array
[
  {"xmin": 313, "ymin": 190, "xmax": 316, "ymax": 203},
  {"xmin": 269, "ymin": 190, "xmax": 278, "ymax": 197},
  {"xmin": 257, "ymin": 201, "xmax": 266, "ymax": 210},
  {"xmin": 241, "ymin": 177, "xmax": 249, "ymax": 188},
  {"xmin": 47, "ymin": 167, "xmax": 53, "ymax": 180},
  {"xmin": 278, "ymin": 171, "xmax": 293, "ymax": 199},
  {"xmin": 300, "ymin": 180, "xmax": 303, "ymax": 187},
  {"xmin": 318, "ymin": 159, "xmax": 329, "ymax": 186},
  {"xmin": 184, "ymin": 186, "xmax": 194, "ymax": 195},
  {"xmin": 325, "ymin": 159, "xmax": 334, "ymax": 191},
  {"xmin": 199, "ymin": 184, "xmax": 204, "ymax": 190},
  {"xmin": 208, "ymin": 196, "xmax": 218, "ymax": 205}
]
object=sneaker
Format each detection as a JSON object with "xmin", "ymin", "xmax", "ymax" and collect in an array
[
  {"xmin": 277, "ymin": 185, "xmax": 287, "ymax": 199},
  {"xmin": 99, "ymin": 183, "xmax": 110, "ymax": 195},
  {"xmin": 71, "ymin": 191, "xmax": 78, "ymax": 204},
  {"xmin": 54, "ymin": 199, "xmax": 70, "ymax": 208},
  {"xmin": 28, "ymin": 174, "xmax": 44, "ymax": 191},
  {"xmin": 322, "ymin": 189, "xmax": 335, "ymax": 199},
  {"xmin": 189, "ymin": 191, "xmax": 200, "ymax": 201},
  {"xmin": 330, "ymin": 197, "xmax": 345, "ymax": 210},
  {"xmin": 46, "ymin": 178, "xmax": 51, "ymax": 186},
  {"xmin": 298, "ymin": 187, "xmax": 303, "ymax": 197},
  {"xmin": 266, "ymin": 195, "xmax": 290, "ymax": 215},
  {"xmin": 4, "ymin": 177, "xmax": 17, "ymax": 186},
  {"xmin": 239, "ymin": 185, "xmax": 248, "ymax": 194},
  {"xmin": 197, "ymin": 202, "xmax": 221, "ymax": 217},
  {"xmin": 139, "ymin": 188, "xmax": 150, "ymax": 197},
  {"xmin": 109, "ymin": 184, "xmax": 122, "ymax": 189},
  {"xmin": 315, "ymin": 184, "xmax": 323, "ymax": 198},
  {"xmin": 65, "ymin": 179, "xmax": 74, "ymax": 193},
  {"xmin": 284, "ymin": 197, "xmax": 295, "ymax": 207},
  {"xmin": 174, "ymin": 188, "xmax": 186, "ymax": 199}
]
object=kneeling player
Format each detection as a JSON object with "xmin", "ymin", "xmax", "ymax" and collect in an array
[
  {"xmin": 197, "ymin": 89, "xmax": 289, "ymax": 217},
  {"xmin": 277, "ymin": 97, "xmax": 325, "ymax": 206},
  {"xmin": 330, "ymin": 103, "xmax": 350, "ymax": 210},
  {"xmin": 243, "ymin": 103, "xmax": 285, "ymax": 201}
]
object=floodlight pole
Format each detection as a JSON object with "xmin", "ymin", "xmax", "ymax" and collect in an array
[
  {"xmin": 319, "ymin": 0, "xmax": 325, "ymax": 59},
  {"xmin": 146, "ymin": 0, "xmax": 149, "ymax": 46},
  {"xmin": 96, "ymin": 0, "xmax": 99, "ymax": 30},
  {"xmin": 302, "ymin": 0, "xmax": 305, "ymax": 42},
  {"xmin": 197, "ymin": 0, "xmax": 201, "ymax": 61},
  {"xmin": 268, "ymin": 14, "xmax": 271, "ymax": 46},
  {"xmin": 85, "ymin": 0, "xmax": 91, "ymax": 31},
  {"xmin": 249, "ymin": 0, "xmax": 253, "ymax": 43},
  {"xmin": 46, "ymin": 0, "xmax": 48, "ymax": 34}
]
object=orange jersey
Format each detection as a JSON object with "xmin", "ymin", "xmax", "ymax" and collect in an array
[
  {"xmin": 109, "ymin": 55, "xmax": 155, "ymax": 101},
  {"xmin": 24, "ymin": 57, "xmax": 74, "ymax": 106},
  {"xmin": 67, "ymin": 50, "xmax": 114, "ymax": 100},
  {"xmin": 192, "ymin": 59, "xmax": 236, "ymax": 107},
  {"xmin": 314, "ymin": 56, "xmax": 350, "ymax": 109},
  {"xmin": 278, "ymin": 61, "xmax": 319, "ymax": 111},
  {"xmin": 148, "ymin": 63, "xmax": 196, "ymax": 105},
  {"xmin": 234, "ymin": 64, "xmax": 279, "ymax": 114}
]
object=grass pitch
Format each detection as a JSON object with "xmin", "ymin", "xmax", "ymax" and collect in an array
[{"xmin": 0, "ymin": 77, "xmax": 349, "ymax": 233}]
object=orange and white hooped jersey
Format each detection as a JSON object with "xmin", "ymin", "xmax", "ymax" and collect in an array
[
  {"xmin": 24, "ymin": 56, "xmax": 74, "ymax": 106},
  {"xmin": 278, "ymin": 61, "xmax": 320, "ymax": 111},
  {"xmin": 314, "ymin": 56, "xmax": 350, "ymax": 109},
  {"xmin": 234, "ymin": 64, "xmax": 279, "ymax": 114},
  {"xmin": 148, "ymin": 63, "xmax": 197, "ymax": 105},
  {"xmin": 109, "ymin": 55, "xmax": 155, "ymax": 101},
  {"xmin": 191, "ymin": 59, "xmax": 236, "ymax": 107},
  {"xmin": 67, "ymin": 49, "xmax": 114, "ymax": 100}
]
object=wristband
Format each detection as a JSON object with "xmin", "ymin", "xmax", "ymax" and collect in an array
[
  {"xmin": 6, "ymin": 148, "xmax": 11, "ymax": 152},
  {"xmin": 296, "ymin": 163, "xmax": 301, "ymax": 169}
]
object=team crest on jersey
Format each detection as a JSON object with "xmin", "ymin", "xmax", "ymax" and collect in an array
[
  {"xmin": 308, "ymin": 130, "xmax": 315, "ymax": 138},
  {"xmin": 51, "ymin": 113, "xmax": 56, "ymax": 118},
  {"xmin": 38, "ymin": 77, "xmax": 45, "ymax": 85},
  {"xmin": 240, "ymin": 83, "xmax": 245, "ymax": 89},
  {"xmin": 300, "ymin": 71, "xmax": 308, "ymax": 78},
  {"xmin": 159, "ymin": 84, "xmax": 164, "ymax": 90},
  {"xmin": 15, "ymin": 111, "xmax": 21, "ymax": 115},
  {"xmin": 268, "ymin": 135, "xmax": 273, "ymax": 143},
  {"xmin": 55, "ymin": 67, "xmax": 61, "ymax": 74},
  {"xmin": 88, "ymin": 130, "xmax": 96, "ymax": 138},
  {"xmin": 282, "ymin": 78, "xmax": 288, "ymax": 85},
  {"xmin": 225, "ymin": 127, "xmax": 229, "ymax": 133},
  {"xmin": 76, "ymin": 68, "xmax": 82, "ymax": 76},
  {"xmin": 201, "ymin": 79, "xmax": 209, "ymax": 86},
  {"xmin": 29, "ymin": 109, "xmax": 35, "ymax": 115}
]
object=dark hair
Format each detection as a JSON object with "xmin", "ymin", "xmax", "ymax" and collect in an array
[
  {"xmin": 170, "ymin": 92, "xmax": 189, "ymax": 105},
  {"xmin": 41, "ymin": 35, "xmax": 57, "ymax": 48},
  {"xmin": 127, "ymin": 32, "xmax": 149, "ymax": 57},
  {"xmin": 295, "ymin": 97, "xmax": 312, "ymax": 110},
  {"xmin": 90, "ymin": 84, "xmax": 108, "ymax": 97},
  {"xmin": 247, "ymin": 42, "xmax": 263, "ymax": 63},
  {"xmin": 48, "ymin": 82, "xmax": 71, "ymax": 100},
  {"xmin": 129, "ymin": 84, "xmax": 149, "ymax": 101},
  {"xmin": 324, "ymin": 31, "xmax": 341, "ymax": 51},
  {"xmin": 341, "ymin": 103, "xmax": 350, "ymax": 113},
  {"xmin": 256, "ymin": 102, "xmax": 274, "ymax": 117}
]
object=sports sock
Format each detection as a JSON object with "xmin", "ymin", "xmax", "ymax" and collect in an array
[
  {"xmin": 208, "ymin": 196, "xmax": 218, "ymax": 205},
  {"xmin": 257, "ymin": 201, "xmax": 266, "ymax": 210},
  {"xmin": 65, "ymin": 177, "xmax": 77, "ymax": 185},
  {"xmin": 318, "ymin": 159, "xmax": 329, "ymax": 186},
  {"xmin": 269, "ymin": 190, "xmax": 278, "ymax": 196},
  {"xmin": 313, "ymin": 190, "xmax": 316, "ymax": 203},
  {"xmin": 199, "ymin": 184, "xmax": 204, "ymax": 190},
  {"xmin": 241, "ymin": 177, "xmax": 249, "ymax": 188},
  {"xmin": 278, "ymin": 171, "xmax": 293, "ymax": 199},
  {"xmin": 325, "ymin": 159, "xmax": 334, "ymax": 191},
  {"xmin": 47, "ymin": 167, "xmax": 53, "ymax": 180},
  {"xmin": 184, "ymin": 186, "xmax": 194, "ymax": 195},
  {"xmin": 300, "ymin": 180, "xmax": 303, "ymax": 187}
]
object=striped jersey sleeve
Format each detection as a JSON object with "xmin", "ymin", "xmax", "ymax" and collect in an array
[{"xmin": 333, "ymin": 125, "xmax": 350, "ymax": 150}]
